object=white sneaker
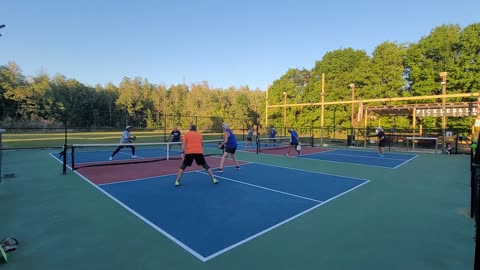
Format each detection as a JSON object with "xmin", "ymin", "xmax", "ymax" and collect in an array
[
  {"xmin": 109, "ymin": 157, "xmax": 113, "ymax": 161},
  {"xmin": 132, "ymin": 155, "xmax": 138, "ymax": 159}
]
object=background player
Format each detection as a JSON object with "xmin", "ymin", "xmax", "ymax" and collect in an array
[
  {"xmin": 284, "ymin": 128, "xmax": 301, "ymax": 156},
  {"xmin": 109, "ymin": 126, "xmax": 137, "ymax": 160},
  {"xmin": 166, "ymin": 126, "xmax": 181, "ymax": 150},
  {"xmin": 217, "ymin": 122, "xmax": 240, "ymax": 173}
]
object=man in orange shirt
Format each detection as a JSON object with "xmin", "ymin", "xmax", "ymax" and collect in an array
[{"xmin": 174, "ymin": 124, "xmax": 218, "ymax": 186}]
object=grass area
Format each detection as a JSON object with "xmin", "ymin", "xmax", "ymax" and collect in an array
[{"xmin": 1, "ymin": 131, "xmax": 224, "ymax": 149}]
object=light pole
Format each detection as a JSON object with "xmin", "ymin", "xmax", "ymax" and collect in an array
[
  {"xmin": 439, "ymin": 72, "xmax": 448, "ymax": 152},
  {"xmin": 283, "ymin": 92, "xmax": 287, "ymax": 135}
]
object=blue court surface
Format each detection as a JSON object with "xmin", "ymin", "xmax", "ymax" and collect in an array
[
  {"xmin": 95, "ymin": 162, "xmax": 369, "ymax": 261},
  {"xmin": 299, "ymin": 149, "xmax": 417, "ymax": 168}
]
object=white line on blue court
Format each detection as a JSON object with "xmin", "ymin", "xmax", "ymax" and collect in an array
[
  {"xmin": 237, "ymin": 161, "xmax": 370, "ymax": 182},
  {"xmin": 290, "ymin": 154, "xmax": 415, "ymax": 169},
  {"xmin": 71, "ymin": 169, "xmax": 208, "ymax": 262},
  {"xmin": 197, "ymin": 171, "xmax": 323, "ymax": 203},
  {"xmin": 97, "ymin": 172, "xmax": 179, "ymax": 186},
  {"xmin": 196, "ymin": 169, "xmax": 370, "ymax": 261},
  {"xmin": 52, "ymin": 153, "xmax": 371, "ymax": 262},
  {"xmin": 312, "ymin": 151, "xmax": 409, "ymax": 161}
]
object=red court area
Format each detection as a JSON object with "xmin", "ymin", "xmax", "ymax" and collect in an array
[
  {"xmin": 77, "ymin": 157, "xmax": 247, "ymax": 185},
  {"xmin": 259, "ymin": 146, "xmax": 332, "ymax": 156}
]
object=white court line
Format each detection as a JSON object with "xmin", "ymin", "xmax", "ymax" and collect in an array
[
  {"xmin": 195, "ymin": 171, "xmax": 370, "ymax": 261},
  {"xmin": 393, "ymin": 154, "xmax": 419, "ymax": 169},
  {"xmin": 292, "ymin": 153, "xmax": 414, "ymax": 169},
  {"xmin": 198, "ymin": 171, "xmax": 323, "ymax": 203},
  {"xmin": 48, "ymin": 152, "xmax": 207, "ymax": 261},
  {"xmin": 98, "ymin": 172, "xmax": 179, "ymax": 186},
  {"xmin": 72, "ymin": 170, "xmax": 208, "ymax": 262},
  {"xmin": 49, "ymin": 152, "xmax": 370, "ymax": 262},
  {"xmin": 256, "ymin": 148, "xmax": 418, "ymax": 169},
  {"xmin": 311, "ymin": 151, "xmax": 409, "ymax": 161},
  {"xmin": 237, "ymin": 161, "xmax": 370, "ymax": 182}
]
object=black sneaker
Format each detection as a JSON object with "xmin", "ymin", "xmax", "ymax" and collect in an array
[
  {"xmin": 216, "ymin": 168, "xmax": 224, "ymax": 173},
  {"xmin": 235, "ymin": 166, "xmax": 240, "ymax": 170}
]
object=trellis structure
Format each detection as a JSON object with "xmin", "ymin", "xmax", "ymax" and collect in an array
[{"xmin": 265, "ymin": 72, "xmax": 480, "ymax": 148}]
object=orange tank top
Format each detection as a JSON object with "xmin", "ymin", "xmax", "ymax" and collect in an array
[{"xmin": 183, "ymin": 131, "xmax": 203, "ymax": 154}]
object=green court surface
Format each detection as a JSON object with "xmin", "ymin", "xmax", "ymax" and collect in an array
[{"xmin": 0, "ymin": 148, "xmax": 474, "ymax": 270}]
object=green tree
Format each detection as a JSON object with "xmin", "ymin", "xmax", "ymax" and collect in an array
[
  {"xmin": 310, "ymin": 48, "xmax": 371, "ymax": 129},
  {"xmin": 0, "ymin": 62, "xmax": 29, "ymax": 120}
]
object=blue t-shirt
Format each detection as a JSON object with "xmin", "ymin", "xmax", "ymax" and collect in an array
[
  {"xmin": 225, "ymin": 129, "xmax": 238, "ymax": 148},
  {"xmin": 290, "ymin": 130, "xmax": 299, "ymax": 144},
  {"xmin": 171, "ymin": 130, "xmax": 181, "ymax": 141},
  {"xmin": 269, "ymin": 129, "xmax": 277, "ymax": 138},
  {"xmin": 247, "ymin": 129, "xmax": 253, "ymax": 139}
]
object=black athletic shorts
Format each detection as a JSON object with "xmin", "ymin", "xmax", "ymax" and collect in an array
[
  {"xmin": 378, "ymin": 139, "xmax": 386, "ymax": 147},
  {"xmin": 182, "ymin": 153, "xmax": 207, "ymax": 167},
  {"xmin": 225, "ymin": 147, "xmax": 237, "ymax": 154}
]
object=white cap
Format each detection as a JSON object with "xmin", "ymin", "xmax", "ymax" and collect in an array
[
  {"xmin": 222, "ymin": 122, "xmax": 229, "ymax": 129},
  {"xmin": 376, "ymin": 126, "xmax": 383, "ymax": 131},
  {"xmin": 126, "ymin": 126, "xmax": 132, "ymax": 130}
]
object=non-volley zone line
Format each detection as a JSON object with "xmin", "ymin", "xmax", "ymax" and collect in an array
[
  {"xmin": 96, "ymin": 162, "xmax": 369, "ymax": 261},
  {"xmin": 298, "ymin": 148, "xmax": 418, "ymax": 169}
]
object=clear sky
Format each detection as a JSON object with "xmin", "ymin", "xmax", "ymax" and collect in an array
[{"xmin": 1, "ymin": 0, "xmax": 478, "ymax": 90}]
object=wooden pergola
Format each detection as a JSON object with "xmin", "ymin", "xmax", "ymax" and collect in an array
[
  {"xmin": 265, "ymin": 72, "xmax": 479, "ymax": 148},
  {"xmin": 366, "ymin": 102, "xmax": 478, "ymax": 129}
]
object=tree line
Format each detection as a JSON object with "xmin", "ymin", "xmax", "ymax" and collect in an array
[{"xmin": 0, "ymin": 23, "xmax": 479, "ymax": 132}]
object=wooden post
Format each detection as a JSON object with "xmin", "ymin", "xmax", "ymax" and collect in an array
[
  {"xmin": 283, "ymin": 92, "xmax": 287, "ymax": 135},
  {"xmin": 349, "ymin": 83, "xmax": 355, "ymax": 130},
  {"xmin": 321, "ymin": 73, "xmax": 325, "ymax": 146},
  {"xmin": 321, "ymin": 73, "xmax": 325, "ymax": 128},
  {"xmin": 265, "ymin": 83, "xmax": 269, "ymax": 128}
]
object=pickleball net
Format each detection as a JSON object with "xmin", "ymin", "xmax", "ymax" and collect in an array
[
  {"xmin": 70, "ymin": 139, "xmax": 224, "ymax": 170},
  {"xmin": 256, "ymin": 136, "xmax": 312, "ymax": 154}
]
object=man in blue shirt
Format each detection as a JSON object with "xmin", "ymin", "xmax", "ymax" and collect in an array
[
  {"xmin": 167, "ymin": 126, "xmax": 182, "ymax": 150},
  {"xmin": 246, "ymin": 127, "xmax": 254, "ymax": 148},
  {"xmin": 217, "ymin": 122, "xmax": 240, "ymax": 173},
  {"xmin": 268, "ymin": 127, "xmax": 277, "ymax": 145},
  {"xmin": 284, "ymin": 128, "xmax": 301, "ymax": 156}
]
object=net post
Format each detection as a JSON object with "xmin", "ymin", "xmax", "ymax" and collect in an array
[
  {"xmin": 62, "ymin": 144, "xmax": 67, "ymax": 175},
  {"xmin": 474, "ymin": 164, "xmax": 480, "ymax": 269},
  {"xmin": 62, "ymin": 111, "xmax": 68, "ymax": 174},
  {"xmin": 472, "ymin": 157, "xmax": 475, "ymax": 218},
  {"xmin": 166, "ymin": 142, "xmax": 170, "ymax": 160},
  {"xmin": 71, "ymin": 145, "xmax": 75, "ymax": 170},
  {"xmin": 0, "ymin": 128, "xmax": 4, "ymax": 183}
]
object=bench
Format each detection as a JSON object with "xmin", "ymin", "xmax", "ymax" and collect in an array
[{"xmin": 406, "ymin": 136, "xmax": 439, "ymax": 153}]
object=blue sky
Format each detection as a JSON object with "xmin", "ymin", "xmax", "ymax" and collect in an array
[{"xmin": 1, "ymin": 0, "xmax": 478, "ymax": 90}]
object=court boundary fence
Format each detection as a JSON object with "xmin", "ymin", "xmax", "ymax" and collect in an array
[{"xmin": 470, "ymin": 133, "xmax": 480, "ymax": 270}]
